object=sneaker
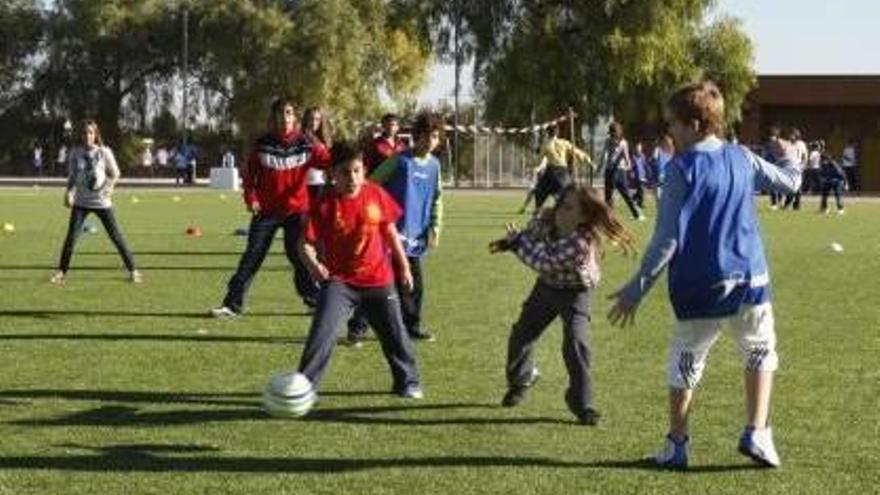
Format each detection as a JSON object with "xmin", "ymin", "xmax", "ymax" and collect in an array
[
  {"xmin": 648, "ymin": 434, "xmax": 690, "ymax": 470},
  {"xmin": 636, "ymin": 214, "xmax": 647, "ymax": 222},
  {"xmin": 501, "ymin": 367, "xmax": 540, "ymax": 407},
  {"xmin": 210, "ymin": 306, "xmax": 240, "ymax": 319},
  {"xmin": 49, "ymin": 271, "xmax": 66, "ymax": 285},
  {"xmin": 738, "ymin": 427, "xmax": 781, "ymax": 468},
  {"xmin": 564, "ymin": 388, "xmax": 600, "ymax": 426},
  {"xmin": 575, "ymin": 408, "xmax": 601, "ymax": 426},
  {"xmin": 129, "ymin": 270, "xmax": 143, "ymax": 284},
  {"xmin": 770, "ymin": 205, "xmax": 779, "ymax": 211},
  {"xmin": 396, "ymin": 384, "xmax": 424, "ymax": 399},
  {"xmin": 837, "ymin": 209, "xmax": 845, "ymax": 215},
  {"xmin": 408, "ymin": 328, "xmax": 436, "ymax": 342}
]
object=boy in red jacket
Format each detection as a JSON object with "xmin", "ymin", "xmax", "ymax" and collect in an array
[
  {"xmin": 297, "ymin": 140, "xmax": 422, "ymax": 398},
  {"xmin": 212, "ymin": 95, "xmax": 330, "ymax": 317}
]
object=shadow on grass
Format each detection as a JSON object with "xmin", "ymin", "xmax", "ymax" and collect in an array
[
  {"xmin": 8, "ymin": 396, "xmax": 571, "ymax": 427},
  {"xmin": 0, "ymin": 389, "xmax": 260, "ymax": 407},
  {"xmin": 0, "ymin": 309, "xmax": 311, "ymax": 319},
  {"xmin": 0, "ymin": 264, "xmax": 290, "ymax": 272},
  {"xmin": 0, "ymin": 333, "xmax": 307, "ymax": 345},
  {"xmin": 0, "ymin": 443, "xmax": 767, "ymax": 474},
  {"xmin": 78, "ymin": 251, "xmax": 243, "ymax": 256},
  {"xmin": 0, "ymin": 442, "xmax": 589, "ymax": 473}
]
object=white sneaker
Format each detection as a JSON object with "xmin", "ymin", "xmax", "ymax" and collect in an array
[
  {"xmin": 738, "ymin": 427, "xmax": 781, "ymax": 468},
  {"xmin": 129, "ymin": 270, "xmax": 143, "ymax": 284},
  {"xmin": 648, "ymin": 434, "xmax": 689, "ymax": 470},
  {"xmin": 210, "ymin": 306, "xmax": 240, "ymax": 319},
  {"xmin": 837, "ymin": 209, "xmax": 845, "ymax": 215}
]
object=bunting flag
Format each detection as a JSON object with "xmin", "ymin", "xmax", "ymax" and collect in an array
[
  {"xmin": 444, "ymin": 115, "xmax": 571, "ymax": 135},
  {"xmin": 350, "ymin": 114, "xmax": 573, "ymax": 136}
]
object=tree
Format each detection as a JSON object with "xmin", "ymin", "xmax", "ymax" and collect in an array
[{"xmin": 470, "ymin": 1, "xmax": 755, "ymax": 133}]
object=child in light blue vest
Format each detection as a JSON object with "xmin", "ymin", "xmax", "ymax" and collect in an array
[
  {"xmin": 363, "ymin": 112, "xmax": 444, "ymax": 342},
  {"xmin": 608, "ymin": 81, "xmax": 801, "ymax": 470}
]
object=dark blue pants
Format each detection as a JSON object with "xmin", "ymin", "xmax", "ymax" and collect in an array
[
  {"xmin": 298, "ymin": 280, "xmax": 420, "ymax": 390},
  {"xmin": 604, "ymin": 169, "xmax": 640, "ymax": 219},
  {"xmin": 222, "ymin": 213, "xmax": 318, "ymax": 313},
  {"xmin": 507, "ymin": 282, "xmax": 593, "ymax": 414},
  {"xmin": 348, "ymin": 255, "xmax": 425, "ymax": 338},
  {"xmin": 58, "ymin": 206, "xmax": 135, "ymax": 273},
  {"xmin": 821, "ymin": 181, "xmax": 845, "ymax": 210}
]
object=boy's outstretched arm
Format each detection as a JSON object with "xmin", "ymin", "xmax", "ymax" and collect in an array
[
  {"xmin": 369, "ymin": 156, "xmax": 398, "ymax": 183},
  {"xmin": 608, "ymin": 161, "xmax": 687, "ymax": 327},
  {"xmin": 298, "ymin": 233, "xmax": 329, "ymax": 282},
  {"xmin": 384, "ymin": 222, "xmax": 413, "ymax": 292},
  {"xmin": 745, "ymin": 144, "xmax": 802, "ymax": 194}
]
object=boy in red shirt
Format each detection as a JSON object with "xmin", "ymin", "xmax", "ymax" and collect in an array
[{"xmin": 297, "ymin": 141, "xmax": 422, "ymax": 398}]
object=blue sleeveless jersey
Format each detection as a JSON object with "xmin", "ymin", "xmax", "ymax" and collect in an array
[
  {"xmin": 383, "ymin": 151, "xmax": 440, "ymax": 257},
  {"xmin": 668, "ymin": 144, "xmax": 771, "ymax": 319}
]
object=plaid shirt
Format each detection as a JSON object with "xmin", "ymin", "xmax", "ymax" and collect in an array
[{"xmin": 514, "ymin": 217, "xmax": 600, "ymax": 289}]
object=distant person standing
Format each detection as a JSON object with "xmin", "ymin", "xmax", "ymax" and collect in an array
[
  {"xmin": 631, "ymin": 141, "xmax": 649, "ymax": 209},
  {"xmin": 819, "ymin": 145, "xmax": 847, "ymax": 215},
  {"xmin": 365, "ymin": 113, "xmax": 407, "ymax": 174},
  {"xmin": 156, "ymin": 146, "xmax": 169, "ymax": 175},
  {"xmin": 841, "ymin": 139, "xmax": 858, "ymax": 192},
  {"xmin": 55, "ymin": 144, "xmax": 68, "ymax": 177},
  {"xmin": 804, "ymin": 140, "xmax": 822, "ymax": 194},
  {"xmin": 140, "ymin": 145, "xmax": 154, "ymax": 177},
  {"xmin": 601, "ymin": 122, "xmax": 643, "ymax": 220},
  {"xmin": 173, "ymin": 143, "xmax": 189, "ymax": 185},
  {"xmin": 301, "ymin": 107, "xmax": 333, "ymax": 204},
  {"xmin": 32, "ymin": 143, "xmax": 44, "ymax": 177},
  {"xmin": 651, "ymin": 135, "xmax": 675, "ymax": 199},
  {"xmin": 782, "ymin": 128, "xmax": 808, "ymax": 210},
  {"xmin": 221, "ymin": 147, "xmax": 236, "ymax": 169},
  {"xmin": 51, "ymin": 120, "xmax": 141, "ymax": 285}
]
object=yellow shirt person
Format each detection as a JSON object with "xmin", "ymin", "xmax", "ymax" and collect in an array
[{"xmin": 539, "ymin": 135, "xmax": 592, "ymax": 174}]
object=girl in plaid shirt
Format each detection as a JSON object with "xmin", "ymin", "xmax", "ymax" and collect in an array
[{"xmin": 490, "ymin": 184, "xmax": 634, "ymax": 425}]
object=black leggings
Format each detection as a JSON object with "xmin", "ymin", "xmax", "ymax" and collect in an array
[
  {"xmin": 58, "ymin": 206, "xmax": 136, "ymax": 273},
  {"xmin": 603, "ymin": 169, "xmax": 640, "ymax": 219}
]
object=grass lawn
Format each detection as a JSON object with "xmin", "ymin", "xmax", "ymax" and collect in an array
[{"xmin": 0, "ymin": 187, "xmax": 877, "ymax": 494}]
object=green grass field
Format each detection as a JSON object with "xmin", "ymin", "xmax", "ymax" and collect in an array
[{"xmin": 0, "ymin": 187, "xmax": 877, "ymax": 494}]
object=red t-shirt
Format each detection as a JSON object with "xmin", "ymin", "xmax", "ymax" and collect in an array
[
  {"xmin": 365, "ymin": 136, "xmax": 407, "ymax": 173},
  {"xmin": 305, "ymin": 182, "xmax": 402, "ymax": 287}
]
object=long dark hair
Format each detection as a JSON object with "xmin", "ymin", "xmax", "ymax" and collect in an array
[
  {"xmin": 80, "ymin": 120, "xmax": 104, "ymax": 147},
  {"xmin": 302, "ymin": 107, "xmax": 333, "ymax": 147},
  {"xmin": 544, "ymin": 184, "xmax": 637, "ymax": 256}
]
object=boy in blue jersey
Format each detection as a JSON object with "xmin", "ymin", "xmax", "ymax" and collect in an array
[
  {"xmin": 607, "ymin": 81, "xmax": 801, "ymax": 470},
  {"xmin": 351, "ymin": 112, "xmax": 444, "ymax": 342}
]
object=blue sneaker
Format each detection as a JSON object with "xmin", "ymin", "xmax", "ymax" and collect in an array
[
  {"xmin": 649, "ymin": 434, "xmax": 689, "ymax": 470},
  {"xmin": 738, "ymin": 426, "xmax": 781, "ymax": 468}
]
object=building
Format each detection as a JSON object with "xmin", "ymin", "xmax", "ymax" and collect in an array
[{"xmin": 740, "ymin": 75, "xmax": 880, "ymax": 191}]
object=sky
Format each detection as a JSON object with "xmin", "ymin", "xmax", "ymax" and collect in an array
[{"xmin": 418, "ymin": 0, "xmax": 880, "ymax": 105}]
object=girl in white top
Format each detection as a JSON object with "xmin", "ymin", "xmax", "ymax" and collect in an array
[{"xmin": 51, "ymin": 120, "xmax": 141, "ymax": 285}]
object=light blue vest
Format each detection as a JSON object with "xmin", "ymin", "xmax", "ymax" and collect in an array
[{"xmin": 384, "ymin": 151, "xmax": 440, "ymax": 258}]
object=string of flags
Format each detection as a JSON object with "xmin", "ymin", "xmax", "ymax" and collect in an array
[
  {"xmin": 349, "ymin": 114, "xmax": 574, "ymax": 137},
  {"xmin": 443, "ymin": 114, "xmax": 572, "ymax": 135}
]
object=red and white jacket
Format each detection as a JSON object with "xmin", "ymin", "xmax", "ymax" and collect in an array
[{"xmin": 242, "ymin": 129, "xmax": 331, "ymax": 219}]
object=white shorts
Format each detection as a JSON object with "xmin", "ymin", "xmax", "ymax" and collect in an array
[{"xmin": 666, "ymin": 303, "xmax": 777, "ymax": 389}]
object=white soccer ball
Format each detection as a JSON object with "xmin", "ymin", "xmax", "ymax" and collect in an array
[
  {"xmin": 829, "ymin": 242, "xmax": 844, "ymax": 253},
  {"xmin": 262, "ymin": 370, "xmax": 316, "ymax": 418}
]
